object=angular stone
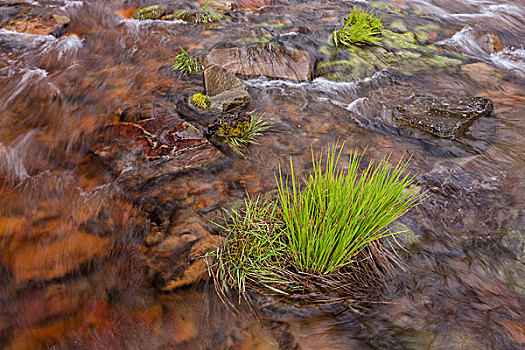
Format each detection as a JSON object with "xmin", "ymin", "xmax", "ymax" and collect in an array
[
  {"xmin": 393, "ymin": 96, "xmax": 493, "ymax": 138},
  {"xmin": 1, "ymin": 232, "xmax": 112, "ymax": 282},
  {"xmin": 2, "ymin": 13, "xmax": 70, "ymax": 37},
  {"xmin": 208, "ymin": 88, "xmax": 251, "ymax": 112},
  {"xmin": 204, "ymin": 64, "xmax": 247, "ymax": 96},
  {"xmin": 205, "ymin": 46, "xmax": 312, "ymax": 82},
  {"xmin": 477, "ymin": 33, "xmax": 504, "ymax": 54},
  {"xmin": 92, "ymin": 115, "xmax": 221, "ymax": 177}
]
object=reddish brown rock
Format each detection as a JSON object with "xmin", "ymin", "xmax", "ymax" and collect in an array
[
  {"xmin": 478, "ymin": 33, "xmax": 504, "ymax": 54},
  {"xmin": 92, "ymin": 115, "xmax": 222, "ymax": 178},
  {"xmin": 462, "ymin": 62, "xmax": 503, "ymax": 86},
  {"xmin": 146, "ymin": 233, "xmax": 225, "ymax": 292},
  {"xmin": 205, "ymin": 46, "xmax": 312, "ymax": 82},
  {"xmin": 2, "ymin": 14, "xmax": 70, "ymax": 37},
  {"xmin": 1, "ymin": 232, "xmax": 112, "ymax": 282}
]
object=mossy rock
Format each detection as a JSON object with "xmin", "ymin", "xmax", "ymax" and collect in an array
[
  {"xmin": 131, "ymin": 5, "xmax": 167, "ymax": 20},
  {"xmin": 316, "ymin": 28, "xmax": 465, "ymax": 82},
  {"xmin": 208, "ymin": 113, "xmax": 251, "ymax": 138}
]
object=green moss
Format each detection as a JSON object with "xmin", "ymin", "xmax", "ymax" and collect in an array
[
  {"xmin": 389, "ymin": 19, "xmax": 407, "ymax": 32},
  {"xmin": 190, "ymin": 93, "xmax": 209, "ymax": 109},
  {"xmin": 216, "ymin": 120, "xmax": 251, "ymax": 138},
  {"xmin": 369, "ymin": 1, "xmax": 403, "ymax": 14},
  {"xmin": 131, "ymin": 5, "xmax": 166, "ymax": 20}
]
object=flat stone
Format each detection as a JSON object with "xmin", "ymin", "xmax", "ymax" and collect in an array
[
  {"xmin": 2, "ymin": 14, "xmax": 69, "ymax": 37},
  {"xmin": 208, "ymin": 88, "xmax": 251, "ymax": 112},
  {"xmin": 393, "ymin": 96, "xmax": 493, "ymax": 138},
  {"xmin": 92, "ymin": 115, "xmax": 221, "ymax": 177},
  {"xmin": 204, "ymin": 64, "xmax": 247, "ymax": 96},
  {"xmin": 205, "ymin": 46, "xmax": 312, "ymax": 82}
]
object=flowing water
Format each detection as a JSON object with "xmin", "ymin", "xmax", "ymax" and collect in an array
[{"xmin": 0, "ymin": 0, "xmax": 524, "ymax": 349}]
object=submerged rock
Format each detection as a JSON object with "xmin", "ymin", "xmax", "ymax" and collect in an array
[
  {"xmin": 462, "ymin": 62, "xmax": 503, "ymax": 86},
  {"xmin": 131, "ymin": 5, "xmax": 166, "ymax": 20},
  {"xmin": 393, "ymin": 96, "xmax": 493, "ymax": 138},
  {"xmin": 1, "ymin": 232, "xmax": 111, "ymax": 282},
  {"xmin": 92, "ymin": 115, "xmax": 221, "ymax": 177},
  {"xmin": 147, "ymin": 233, "xmax": 224, "ymax": 291},
  {"xmin": 205, "ymin": 45, "xmax": 313, "ymax": 82},
  {"xmin": 2, "ymin": 13, "xmax": 70, "ymax": 37}
]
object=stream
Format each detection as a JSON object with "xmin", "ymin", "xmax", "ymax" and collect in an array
[{"xmin": 0, "ymin": 0, "xmax": 524, "ymax": 349}]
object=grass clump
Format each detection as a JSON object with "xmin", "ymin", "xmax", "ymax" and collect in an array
[
  {"xmin": 195, "ymin": 2, "xmax": 224, "ymax": 24},
  {"xmin": 208, "ymin": 143, "xmax": 423, "ymax": 301},
  {"xmin": 172, "ymin": 47, "xmax": 204, "ymax": 75},
  {"xmin": 190, "ymin": 92, "xmax": 209, "ymax": 109},
  {"xmin": 332, "ymin": 8, "xmax": 384, "ymax": 47}
]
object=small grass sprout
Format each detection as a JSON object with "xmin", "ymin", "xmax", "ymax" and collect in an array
[
  {"xmin": 195, "ymin": 2, "xmax": 224, "ymax": 24},
  {"xmin": 190, "ymin": 92, "xmax": 209, "ymax": 109},
  {"xmin": 225, "ymin": 114, "xmax": 270, "ymax": 153},
  {"xmin": 333, "ymin": 8, "xmax": 384, "ymax": 47},
  {"xmin": 172, "ymin": 47, "xmax": 204, "ymax": 75}
]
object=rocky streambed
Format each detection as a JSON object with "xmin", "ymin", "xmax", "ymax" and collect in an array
[{"xmin": 0, "ymin": 0, "xmax": 524, "ymax": 349}]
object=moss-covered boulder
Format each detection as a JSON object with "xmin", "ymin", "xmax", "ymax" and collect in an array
[
  {"xmin": 316, "ymin": 28, "xmax": 464, "ymax": 82},
  {"xmin": 131, "ymin": 5, "xmax": 166, "ymax": 20}
]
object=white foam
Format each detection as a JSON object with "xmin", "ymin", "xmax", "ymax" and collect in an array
[
  {"xmin": 40, "ymin": 34, "xmax": 83, "ymax": 60},
  {"xmin": 0, "ymin": 130, "xmax": 37, "ymax": 183}
]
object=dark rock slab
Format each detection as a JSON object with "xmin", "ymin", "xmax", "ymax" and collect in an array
[
  {"xmin": 393, "ymin": 96, "xmax": 493, "ymax": 138},
  {"xmin": 205, "ymin": 45, "xmax": 312, "ymax": 82},
  {"xmin": 92, "ymin": 115, "xmax": 221, "ymax": 177}
]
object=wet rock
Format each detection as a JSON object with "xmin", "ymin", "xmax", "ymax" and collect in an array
[
  {"xmin": 208, "ymin": 88, "xmax": 251, "ymax": 112},
  {"xmin": 393, "ymin": 96, "xmax": 493, "ymax": 138},
  {"xmin": 205, "ymin": 45, "xmax": 313, "ymax": 82},
  {"xmin": 204, "ymin": 65, "xmax": 247, "ymax": 97},
  {"xmin": 91, "ymin": 115, "xmax": 221, "ymax": 178},
  {"xmin": 477, "ymin": 33, "xmax": 504, "ymax": 54},
  {"xmin": 2, "ymin": 13, "xmax": 70, "ymax": 37},
  {"xmin": 131, "ymin": 5, "xmax": 166, "ymax": 20},
  {"xmin": 148, "ymin": 234, "xmax": 225, "ymax": 292},
  {"xmin": 1, "ymin": 232, "xmax": 112, "ymax": 282},
  {"xmin": 462, "ymin": 62, "xmax": 503, "ymax": 86}
]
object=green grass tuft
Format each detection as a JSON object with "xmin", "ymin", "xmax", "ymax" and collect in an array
[
  {"xmin": 190, "ymin": 92, "xmax": 209, "ymax": 109},
  {"xmin": 333, "ymin": 8, "xmax": 384, "ymax": 47},
  {"xmin": 208, "ymin": 142, "xmax": 423, "ymax": 299},
  {"xmin": 276, "ymin": 143, "xmax": 421, "ymax": 274},
  {"xmin": 172, "ymin": 47, "xmax": 204, "ymax": 75}
]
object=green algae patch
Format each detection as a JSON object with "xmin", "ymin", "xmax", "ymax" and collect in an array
[{"xmin": 132, "ymin": 5, "xmax": 166, "ymax": 20}]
